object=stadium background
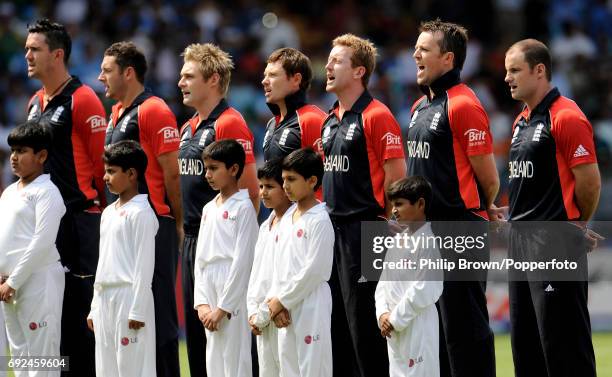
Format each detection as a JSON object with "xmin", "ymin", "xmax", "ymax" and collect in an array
[{"xmin": 0, "ymin": 0, "xmax": 610, "ymax": 375}]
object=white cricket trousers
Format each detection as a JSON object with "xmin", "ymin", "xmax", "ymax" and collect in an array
[
  {"xmin": 256, "ymin": 318, "xmax": 279, "ymax": 377},
  {"xmin": 278, "ymin": 282, "xmax": 332, "ymax": 377},
  {"xmin": 2, "ymin": 262, "xmax": 64, "ymax": 377},
  {"xmin": 92, "ymin": 285, "xmax": 156, "ymax": 377},
  {"xmin": 199, "ymin": 261, "xmax": 252, "ymax": 377},
  {"xmin": 386, "ymin": 305, "xmax": 439, "ymax": 377}
]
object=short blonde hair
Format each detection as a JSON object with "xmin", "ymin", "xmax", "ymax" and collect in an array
[
  {"xmin": 182, "ymin": 43, "xmax": 234, "ymax": 95},
  {"xmin": 332, "ymin": 34, "xmax": 377, "ymax": 87}
]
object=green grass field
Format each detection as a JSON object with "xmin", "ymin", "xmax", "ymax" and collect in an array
[
  {"xmin": 177, "ymin": 333, "xmax": 612, "ymax": 377},
  {"xmin": 7, "ymin": 332, "xmax": 612, "ymax": 376}
]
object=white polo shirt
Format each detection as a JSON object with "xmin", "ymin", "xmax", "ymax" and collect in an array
[
  {"xmin": 0, "ymin": 174, "xmax": 65, "ymax": 290},
  {"xmin": 271, "ymin": 202, "xmax": 334, "ymax": 311},
  {"xmin": 194, "ymin": 189, "xmax": 258, "ymax": 313},
  {"xmin": 92, "ymin": 194, "xmax": 159, "ymax": 322}
]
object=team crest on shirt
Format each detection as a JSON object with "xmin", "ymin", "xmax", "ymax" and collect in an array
[
  {"xmin": 121, "ymin": 336, "xmax": 138, "ymax": 346},
  {"xmin": 430, "ymin": 112, "xmax": 441, "ymax": 130},
  {"xmin": 222, "ymin": 210, "xmax": 237, "ymax": 221},
  {"xmin": 304, "ymin": 334, "xmax": 320, "ymax": 344},
  {"xmin": 279, "ymin": 129, "xmax": 291, "ymax": 146},
  {"xmin": 409, "ymin": 110, "xmax": 419, "ymax": 128},
  {"xmin": 511, "ymin": 126, "xmax": 520, "ymax": 144},
  {"xmin": 532, "ymin": 123, "xmax": 544, "ymax": 142},
  {"xmin": 120, "ymin": 115, "xmax": 131, "ymax": 132},
  {"xmin": 50, "ymin": 106, "xmax": 64, "ymax": 124},
  {"xmin": 296, "ymin": 229, "xmax": 305, "ymax": 238},
  {"xmin": 322, "ymin": 126, "xmax": 331, "ymax": 144},
  {"xmin": 198, "ymin": 129, "xmax": 211, "ymax": 146},
  {"xmin": 28, "ymin": 103, "xmax": 39, "ymax": 120},
  {"xmin": 345, "ymin": 123, "xmax": 357, "ymax": 140}
]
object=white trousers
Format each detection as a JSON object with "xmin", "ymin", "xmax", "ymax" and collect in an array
[
  {"xmin": 256, "ymin": 320, "xmax": 279, "ymax": 377},
  {"xmin": 387, "ymin": 305, "xmax": 439, "ymax": 377},
  {"xmin": 278, "ymin": 282, "xmax": 332, "ymax": 377},
  {"xmin": 199, "ymin": 261, "xmax": 252, "ymax": 377},
  {"xmin": 92, "ymin": 285, "xmax": 156, "ymax": 377},
  {"xmin": 2, "ymin": 262, "xmax": 64, "ymax": 377}
]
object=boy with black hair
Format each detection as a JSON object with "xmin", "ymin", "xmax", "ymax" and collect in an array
[
  {"xmin": 247, "ymin": 158, "xmax": 293, "ymax": 376},
  {"xmin": 87, "ymin": 140, "xmax": 158, "ymax": 377},
  {"xmin": 194, "ymin": 139, "xmax": 258, "ymax": 377},
  {"xmin": 375, "ymin": 176, "xmax": 443, "ymax": 377},
  {"xmin": 0, "ymin": 121, "xmax": 66, "ymax": 376},
  {"xmin": 266, "ymin": 148, "xmax": 334, "ymax": 376}
]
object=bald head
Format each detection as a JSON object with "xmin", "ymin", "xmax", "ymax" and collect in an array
[{"xmin": 507, "ymin": 39, "xmax": 552, "ymax": 81}]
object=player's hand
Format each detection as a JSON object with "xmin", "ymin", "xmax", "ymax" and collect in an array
[
  {"xmin": 197, "ymin": 304, "xmax": 212, "ymax": 324},
  {"xmin": 128, "ymin": 320, "xmax": 145, "ymax": 330},
  {"xmin": 488, "ymin": 205, "xmax": 508, "ymax": 222},
  {"xmin": 272, "ymin": 309, "xmax": 291, "ymax": 328},
  {"xmin": 0, "ymin": 282, "xmax": 15, "ymax": 302},
  {"xmin": 204, "ymin": 308, "xmax": 228, "ymax": 332},
  {"xmin": 266, "ymin": 297, "xmax": 285, "ymax": 318},
  {"xmin": 379, "ymin": 312, "xmax": 394, "ymax": 338},
  {"xmin": 583, "ymin": 228, "xmax": 605, "ymax": 252},
  {"xmin": 87, "ymin": 318, "xmax": 94, "ymax": 332},
  {"xmin": 248, "ymin": 315, "xmax": 262, "ymax": 335}
]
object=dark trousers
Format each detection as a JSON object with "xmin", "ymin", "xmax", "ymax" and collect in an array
[
  {"xmin": 57, "ymin": 211, "xmax": 100, "ymax": 377},
  {"xmin": 509, "ymin": 225, "xmax": 595, "ymax": 377},
  {"xmin": 181, "ymin": 233, "xmax": 207, "ymax": 377},
  {"xmin": 432, "ymin": 215, "xmax": 495, "ymax": 377},
  {"xmin": 154, "ymin": 216, "xmax": 180, "ymax": 377},
  {"xmin": 331, "ymin": 215, "xmax": 389, "ymax": 377}
]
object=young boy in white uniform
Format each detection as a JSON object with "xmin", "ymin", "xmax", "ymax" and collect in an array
[
  {"xmin": 0, "ymin": 121, "xmax": 66, "ymax": 377},
  {"xmin": 267, "ymin": 148, "xmax": 334, "ymax": 377},
  {"xmin": 194, "ymin": 139, "xmax": 258, "ymax": 377},
  {"xmin": 247, "ymin": 158, "xmax": 293, "ymax": 376},
  {"xmin": 87, "ymin": 140, "xmax": 158, "ymax": 377},
  {"xmin": 375, "ymin": 176, "xmax": 443, "ymax": 377}
]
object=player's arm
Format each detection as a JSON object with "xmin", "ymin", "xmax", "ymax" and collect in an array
[
  {"xmin": 572, "ymin": 163, "xmax": 600, "ymax": 221},
  {"xmin": 383, "ymin": 158, "xmax": 407, "ymax": 217},
  {"xmin": 158, "ymin": 150, "xmax": 183, "ymax": 227},
  {"xmin": 469, "ymin": 153, "xmax": 500, "ymax": 209},
  {"xmin": 239, "ymin": 163, "xmax": 260, "ymax": 213},
  {"xmin": 72, "ymin": 88, "xmax": 108, "ymax": 207}
]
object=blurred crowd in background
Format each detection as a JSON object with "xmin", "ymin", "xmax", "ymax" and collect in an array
[{"xmin": 0, "ymin": 0, "xmax": 610, "ymax": 217}]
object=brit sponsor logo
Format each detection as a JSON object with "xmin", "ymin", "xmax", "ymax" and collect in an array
[
  {"xmin": 509, "ymin": 160, "xmax": 533, "ymax": 179},
  {"xmin": 464, "ymin": 128, "xmax": 487, "ymax": 147},
  {"xmin": 87, "ymin": 115, "xmax": 107, "ymax": 133},
  {"xmin": 409, "ymin": 110, "xmax": 419, "ymax": 128},
  {"xmin": 532, "ymin": 123, "xmax": 544, "ymax": 142},
  {"xmin": 406, "ymin": 140, "xmax": 430, "ymax": 159},
  {"xmin": 322, "ymin": 126, "xmax": 331, "ymax": 144},
  {"xmin": 345, "ymin": 123, "xmax": 357, "ymax": 140},
  {"xmin": 381, "ymin": 132, "xmax": 401, "ymax": 146},
  {"xmin": 573, "ymin": 144, "xmax": 590, "ymax": 158},
  {"xmin": 279, "ymin": 129, "xmax": 291, "ymax": 146},
  {"xmin": 51, "ymin": 106, "xmax": 64, "ymax": 123},
  {"xmin": 179, "ymin": 158, "xmax": 204, "ymax": 176},
  {"xmin": 430, "ymin": 112, "xmax": 441, "ymax": 130},
  {"xmin": 324, "ymin": 155, "xmax": 350, "ymax": 172},
  {"xmin": 237, "ymin": 139, "xmax": 253, "ymax": 153},
  {"xmin": 158, "ymin": 126, "xmax": 180, "ymax": 143},
  {"xmin": 120, "ymin": 115, "xmax": 131, "ymax": 132}
]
